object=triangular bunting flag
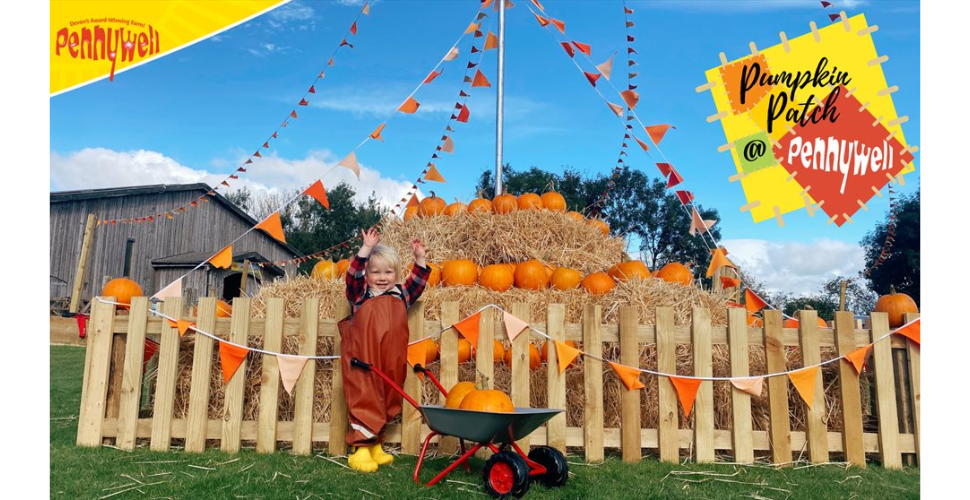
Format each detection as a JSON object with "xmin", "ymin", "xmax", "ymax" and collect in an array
[
  {"xmin": 398, "ymin": 97, "xmax": 420, "ymax": 113},
  {"xmin": 533, "ymin": 13, "xmax": 550, "ymax": 27},
  {"xmin": 669, "ymin": 376, "xmax": 703, "ymax": 417},
  {"xmin": 441, "ymin": 136, "xmax": 455, "ymax": 153},
  {"xmin": 425, "ymin": 164, "xmax": 446, "ymax": 183},
  {"xmin": 731, "ymin": 377, "xmax": 764, "ymax": 397},
  {"xmin": 255, "ymin": 212, "xmax": 287, "ymax": 244},
  {"xmin": 485, "ymin": 31, "xmax": 499, "ymax": 50},
  {"xmin": 625, "ymin": 6, "xmax": 634, "ymax": 14},
  {"xmin": 596, "ymin": 55, "xmax": 613, "ymax": 80},
  {"xmin": 370, "ymin": 122, "xmax": 386, "ymax": 142},
  {"xmin": 299, "ymin": 98, "xmax": 308, "ymax": 106},
  {"xmin": 362, "ymin": 2, "xmax": 370, "ymax": 15},
  {"xmin": 350, "ymin": 20, "xmax": 358, "ymax": 35},
  {"xmin": 531, "ymin": 0, "xmax": 544, "ymax": 9},
  {"xmin": 472, "ymin": 69, "xmax": 491, "ymax": 87},
  {"xmin": 845, "ymin": 345, "xmax": 872, "ymax": 374},
  {"xmin": 620, "ymin": 89, "xmax": 639, "ymax": 110},
  {"xmin": 583, "ymin": 71, "xmax": 601, "ymax": 86},
  {"xmin": 720, "ymin": 276, "xmax": 741, "ymax": 289},
  {"xmin": 457, "ymin": 104, "xmax": 470, "ymax": 123},
  {"xmin": 210, "ymin": 244, "xmax": 233, "ymax": 269},
  {"xmin": 465, "ymin": 22, "xmax": 480, "ymax": 34},
  {"xmin": 152, "ymin": 278, "xmax": 183, "ymax": 301},
  {"xmin": 666, "ymin": 169, "xmax": 684, "ymax": 189},
  {"xmin": 689, "ymin": 207, "xmax": 717, "ymax": 236},
  {"xmin": 896, "ymin": 319, "xmax": 920, "ymax": 345},
  {"xmin": 304, "ymin": 180, "xmax": 330, "ymax": 209},
  {"xmin": 444, "ymin": 47, "xmax": 459, "ymax": 61},
  {"xmin": 338, "ymin": 151, "xmax": 361, "ymax": 178},
  {"xmin": 169, "ymin": 319, "xmax": 194, "ymax": 337},
  {"xmin": 278, "ymin": 355, "xmax": 309, "ymax": 396},
  {"xmin": 424, "ymin": 69, "xmax": 444, "ymax": 84},
  {"xmin": 634, "ymin": 136, "xmax": 650, "ymax": 152},
  {"xmin": 609, "ymin": 361, "xmax": 645, "ymax": 390},
  {"xmin": 453, "ymin": 311, "xmax": 482, "ymax": 348},
  {"xmin": 675, "ymin": 190, "xmax": 694, "ymax": 204},
  {"xmin": 407, "ymin": 339, "xmax": 436, "ymax": 374},
  {"xmin": 75, "ymin": 313, "xmax": 89, "ymax": 339},
  {"xmin": 503, "ymin": 311, "xmax": 529, "ymax": 342},
  {"xmin": 472, "ymin": 45, "xmax": 481, "ymax": 53},
  {"xmin": 406, "ymin": 193, "xmax": 419, "ymax": 208},
  {"xmin": 745, "ymin": 288, "xmax": 769, "ymax": 313},
  {"xmin": 560, "ymin": 42, "xmax": 575, "ymax": 57},
  {"xmin": 290, "ymin": 110, "xmax": 298, "ymax": 119},
  {"xmin": 554, "ymin": 340, "xmax": 581, "ymax": 374},
  {"xmin": 219, "ymin": 341, "xmax": 250, "ymax": 384},
  {"xmin": 645, "ymin": 124, "xmax": 675, "ymax": 145},
  {"xmin": 550, "ymin": 17, "xmax": 565, "ymax": 33},
  {"xmin": 656, "ymin": 162, "xmax": 674, "ymax": 177},
  {"xmin": 607, "ymin": 101, "xmax": 624, "ymax": 116},
  {"xmin": 706, "ymin": 247, "xmax": 734, "ymax": 277},
  {"xmin": 307, "ymin": 86, "xmax": 315, "ymax": 95},
  {"xmin": 572, "ymin": 41, "xmax": 591, "ymax": 57},
  {"xmin": 788, "ymin": 366, "xmax": 819, "ymax": 409}
]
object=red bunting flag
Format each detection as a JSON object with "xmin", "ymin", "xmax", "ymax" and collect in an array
[
  {"xmin": 290, "ymin": 110, "xmax": 298, "ymax": 119},
  {"xmin": 453, "ymin": 311, "xmax": 482, "ymax": 348},
  {"xmin": 560, "ymin": 42, "xmax": 575, "ymax": 57},
  {"xmin": 609, "ymin": 361, "xmax": 645, "ymax": 390},
  {"xmin": 424, "ymin": 69, "xmax": 444, "ymax": 84},
  {"xmin": 645, "ymin": 124, "xmax": 675, "ymax": 145},
  {"xmin": 304, "ymin": 180, "xmax": 330, "ymax": 209},
  {"xmin": 531, "ymin": 0, "xmax": 544, "ymax": 9},
  {"xmin": 308, "ymin": 86, "xmax": 315, "ymax": 94},
  {"xmin": 669, "ymin": 376, "xmax": 703, "ymax": 417},
  {"xmin": 666, "ymin": 169, "xmax": 684, "ymax": 188},
  {"xmin": 219, "ymin": 341, "xmax": 250, "ymax": 384},
  {"xmin": 210, "ymin": 244, "xmax": 233, "ymax": 269},
  {"xmin": 896, "ymin": 319, "xmax": 920, "ymax": 344},
  {"xmin": 262, "ymin": 142, "xmax": 270, "ymax": 149},
  {"xmin": 583, "ymin": 71, "xmax": 601, "ymax": 86},
  {"xmin": 460, "ymin": 90, "xmax": 470, "ymax": 97},
  {"xmin": 370, "ymin": 122, "xmax": 386, "ymax": 142},
  {"xmin": 277, "ymin": 355, "xmax": 309, "ymax": 396},
  {"xmin": 656, "ymin": 162, "xmax": 674, "ymax": 177},
  {"xmin": 255, "ymin": 212, "xmax": 287, "ymax": 244},
  {"xmin": 625, "ymin": 6, "xmax": 634, "ymax": 14},
  {"xmin": 398, "ymin": 97, "xmax": 420, "ymax": 113},
  {"xmin": 299, "ymin": 98, "xmax": 308, "ymax": 106},
  {"xmin": 720, "ymin": 276, "xmax": 741, "ymax": 289},
  {"xmin": 745, "ymin": 288, "xmax": 769, "ymax": 313},
  {"xmin": 253, "ymin": 151, "xmax": 262, "ymax": 158},
  {"xmin": 457, "ymin": 104, "xmax": 470, "ymax": 123},
  {"xmin": 472, "ymin": 45, "xmax": 481, "ymax": 53},
  {"xmin": 676, "ymin": 190, "xmax": 694, "ymax": 204},
  {"xmin": 350, "ymin": 20, "xmax": 358, "ymax": 35},
  {"xmin": 572, "ymin": 41, "xmax": 591, "ymax": 57},
  {"xmin": 788, "ymin": 366, "xmax": 819, "ymax": 409},
  {"xmin": 485, "ymin": 31, "xmax": 499, "ymax": 50},
  {"xmin": 425, "ymin": 164, "xmax": 446, "ymax": 183}
]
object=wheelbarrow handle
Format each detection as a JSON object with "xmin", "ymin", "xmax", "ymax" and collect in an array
[
  {"xmin": 351, "ymin": 357, "xmax": 421, "ymax": 410},
  {"xmin": 350, "ymin": 358, "xmax": 372, "ymax": 370},
  {"xmin": 413, "ymin": 363, "xmax": 449, "ymax": 397}
]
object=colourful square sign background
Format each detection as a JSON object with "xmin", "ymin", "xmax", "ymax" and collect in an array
[{"xmin": 704, "ymin": 14, "xmax": 915, "ymax": 224}]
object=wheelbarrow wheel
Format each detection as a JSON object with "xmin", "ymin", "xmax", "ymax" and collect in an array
[
  {"xmin": 528, "ymin": 446, "xmax": 568, "ymax": 488},
  {"xmin": 483, "ymin": 451, "xmax": 531, "ymax": 498}
]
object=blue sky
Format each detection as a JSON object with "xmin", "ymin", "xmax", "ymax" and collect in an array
[{"xmin": 48, "ymin": 0, "xmax": 921, "ymax": 294}]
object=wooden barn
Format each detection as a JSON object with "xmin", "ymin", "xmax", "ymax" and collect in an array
[{"xmin": 50, "ymin": 183, "xmax": 302, "ymax": 312}]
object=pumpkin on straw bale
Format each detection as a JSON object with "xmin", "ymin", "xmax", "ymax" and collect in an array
[
  {"xmin": 102, "ymin": 277, "xmax": 143, "ymax": 308},
  {"xmin": 517, "ymin": 193, "xmax": 544, "ymax": 211},
  {"xmin": 874, "ymin": 286, "xmax": 918, "ymax": 327},
  {"xmin": 656, "ymin": 262, "xmax": 693, "ymax": 286}
]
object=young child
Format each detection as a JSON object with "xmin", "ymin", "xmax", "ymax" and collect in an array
[{"xmin": 338, "ymin": 227, "xmax": 430, "ymax": 473}]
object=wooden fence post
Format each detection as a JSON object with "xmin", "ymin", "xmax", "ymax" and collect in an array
[
  {"xmin": 402, "ymin": 300, "xmax": 425, "ymax": 455},
  {"xmin": 692, "ymin": 308, "xmax": 715, "ymax": 463},
  {"xmin": 727, "ymin": 307, "xmax": 754, "ymax": 463},
  {"xmin": 798, "ymin": 309, "xmax": 829, "ymax": 463},
  {"xmin": 764, "ymin": 310, "xmax": 792, "ymax": 465},
  {"xmin": 222, "ymin": 298, "xmax": 250, "ymax": 453},
  {"xmin": 476, "ymin": 307, "xmax": 497, "ymax": 460},
  {"xmin": 870, "ymin": 312, "xmax": 901, "ymax": 468},
  {"xmin": 329, "ymin": 300, "xmax": 351, "ymax": 456},
  {"xmin": 117, "ymin": 297, "xmax": 149, "ymax": 451},
  {"xmin": 293, "ymin": 298, "xmax": 320, "ymax": 456},
  {"xmin": 546, "ymin": 304, "xmax": 567, "ymax": 454},
  {"xmin": 186, "ymin": 297, "xmax": 218, "ymax": 452},
  {"xmin": 619, "ymin": 306, "xmax": 641, "ymax": 463},
  {"xmin": 438, "ymin": 302, "xmax": 460, "ymax": 455},
  {"xmin": 835, "ymin": 310, "xmax": 866, "ymax": 467},
  {"xmin": 583, "ymin": 304, "xmax": 604, "ymax": 463},
  {"xmin": 77, "ymin": 296, "xmax": 116, "ymax": 447},
  {"xmin": 257, "ymin": 298, "xmax": 285, "ymax": 453},
  {"xmin": 150, "ymin": 298, "xmax": 182, "ymax": 451},
  {"xmin": 657, "ymin": 307, "xmax": 679, "ymax": 463},
  {"xmin": 903, "ymin": 312, "xmax": 920, "ymax": 465},
  {"xmin": 511, "ymin": 303, "xmax": 532, "ymax": 451}
]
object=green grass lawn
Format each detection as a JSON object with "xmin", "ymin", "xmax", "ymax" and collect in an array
[{"xmin": 51, "ymin": 345, "xmax": 920, "ymax": 499}]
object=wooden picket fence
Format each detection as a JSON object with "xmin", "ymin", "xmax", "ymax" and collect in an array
[{"xmin": 76, "ymin": 295, "xmax": 920, "ymax": 468}]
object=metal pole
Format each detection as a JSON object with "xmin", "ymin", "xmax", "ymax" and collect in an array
[{"xmin": 495, "ymin": 0, "xmax": 506, "ymax": 195}]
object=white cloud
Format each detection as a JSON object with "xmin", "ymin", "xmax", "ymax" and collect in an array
[
  {"xmin": 310, "ymin": 87, "xmax": 456, "ymax": 117},
  {"xmin": 719, "ymin": 238, "xmax": 865, "ymax": 296},
  {"xmin": 50, "ymin": 148, "xmax": 417, "ymax": 210},
  {"xmin": 266, "ymin": 2, "xmax": 315, "ymax": 29}
]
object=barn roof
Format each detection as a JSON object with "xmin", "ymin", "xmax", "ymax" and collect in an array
[
  {"xmin": 152, "ymin": 250, "xmax": 286, "ymax": 276},
  {"xmin": 50, "ymin": 183, "xmax": 303, "ymax": 258}
]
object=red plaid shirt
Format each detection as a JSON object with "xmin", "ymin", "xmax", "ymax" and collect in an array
[{"xmin": 346, "ymin": 255, "xmax": 430, "ymax": 315}]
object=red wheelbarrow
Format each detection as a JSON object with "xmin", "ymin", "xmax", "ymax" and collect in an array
[{"xmin": 350, "ymin": 358, "xmax": 569, "ymax": 498}]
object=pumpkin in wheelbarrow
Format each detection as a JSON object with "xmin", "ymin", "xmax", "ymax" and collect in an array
[
  {"xmin": 459, "ymin": 389, "xmax": 514, "ymax": 413},
  {"xmin": 445, "ymin": 381, "xmax": 478, "ymax": 409}
]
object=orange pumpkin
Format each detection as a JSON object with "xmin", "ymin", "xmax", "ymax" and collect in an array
[
  {"xmin": 409, "ymin": 262, "xmax": 441, "ymax": 287},
  {"xmin": 457, "ymin": 339, "xmax": 473, "ymax": 363},
  {"xmin": 566, "ymin": 211, "xmax": 585, "ymax": 222},
  {"xmin": 581, "ymin": 272, "xmax": 615, "ymax": 295},
  {"xmin": 445, "ymin": 381, "xmax": 478, "ymax": 409},
  {"xmin": 493, "ymin": 192, "xmax": 518, "ymax": 214},
  {"xmin": 468, "ymin": 197, "xmax": 493, "ymax": 215},
  {"xmin": 444, "ymin": 201, "xmax": 467, "ymax": 216},
  {"xmin": 492, "ymin": 341, "xmax": 506, "ymax": 364},
  {"xmin": 503, "ymin": 343, "xmax": 542, "ymax": 371},
  {"xmin": 517, "ymin": 193, "xmax": 544, "ymax": 211},
  {"xmin": 418, "ymin": 191, "xmax": 447, "ymax": 217},
  {"xmin": 609, "ymin": 261, "xmax": 651, "ymax": 282},
  {"xmin": 514, "ymin": 259, "xmax": 549, "ymax": 290},
  {"xmin": 656, "ymin": 262, "xmax": 693, "ymax": 286},
  {"xmin": 336, "ymin": 259, "xmax": 351, "ymax": 277},
  {"xmin": 874, "ymin": 286, "xmax": 918, "ymax": 327},
  {"xmin": 541, "ymin": 189, "xmax": 567, "ymax": 212},
  {"xmin": 550, "ymin": 267, "xmax": 582, "ymax": 290},
  {"xmin": 783, "ymin": 317, "xmax": 828, "ymax": 329},
  {"xmin": 442, "ymin": 259, "xmax": 478, "ymax": 286},
  {"xmin": 216, "ymin": 300, "xmax": 233, "ymax": 318},
  {"xmin": 502, "ymin": 263, "xmax": 517, "ymax": 275},
  {"xmin": 479, "ymin": 264, "xmax": 514, "ymax": 292},
  {"xmin": 459, "ymin": 389, "xmax": 514, "ymax": 413},
  {"xmin": 424, "ymin": 339, "xmax": 439, "ymax": 364},
  {"xmin": 403, "ymin": 206, "xmax": 419, "ymax": 221},
  {"xmin": 101, "ymin": 277, "xmax": 143, "ymax": 308},
  {"xmin": 589, "ymin": 218, "xmax": 610, "ymax": 236},
  {"xmin": 311, "ymin": 260, "xmax": 340, "ymax": 280}
]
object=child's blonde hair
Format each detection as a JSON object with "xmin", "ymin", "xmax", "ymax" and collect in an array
[{"xmin": 366, "ymin": 244, "xmax": 402, "ymax": 278}]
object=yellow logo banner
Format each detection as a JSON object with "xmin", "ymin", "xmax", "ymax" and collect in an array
[{"xmin": 51, "ymin": 0, "xmax": 288, "ymax": 96}]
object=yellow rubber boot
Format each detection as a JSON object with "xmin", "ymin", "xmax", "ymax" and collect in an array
[
  {"xmin": 369, "ymin": 443, "xmax": 394, "ymax": 466},
  {"xmin": 348, "ymin": 446, "xmax": 379, "ymax": 473}
]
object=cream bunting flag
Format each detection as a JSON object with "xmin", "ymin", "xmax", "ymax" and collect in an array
[
  {"xmin": 596, "ymin": 55, "xmax": 614, "ymax": 80},
  {"xmin": 444, "ymin": 47, "xmax": 460, "ymax": 61},
  {"xmin": 503, "ymin": 311, "xmax": 529, "ymax": 342},
  {"xmin": 152, "ymin": 278, "xmax": 183, "ymax": 301},
  {"xmin": 689, "ymin": 207, "xmax": 717, "ymax": 236},
  {"xmin": 338, "ymin": 152, "xmax": 361, "ymax": 178},
  {"xmin": 730, "ymin": 377, "xmax": 764, "ymax": 397},
  {"xmin": 441, "ymin": 136, "xmax": 455, "ymax": 154},
  {"xmin": 278, "ymin": 355, "xmax": 309, "ymax": 396}
]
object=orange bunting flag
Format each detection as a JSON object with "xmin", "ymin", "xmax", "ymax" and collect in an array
[
  {"xmin": 457, "ymin": 104, "xmax": 470, "ymax": 123},
  {"xmin": 596, "ymin": 55, "xmax": 614, "ymax": 80},
  {"xmin": 503, "ymin": 311, "xmax": 529, "ymax": 342},
  {"xmin": 485, "ymin": 31, "xmax": 499, "ymax": 50},
  {"xmin": 620, "ymin": 89, "xmax": 639, "ymax": 110},
  {"xmin": 584, "ymin": 71, "xmax": 601, "ymax": 86},
  {"xmin": 444, "ymin": 47, "xmax": 460, "ymax": 61},
  {"xmin": 453, "ymin": 311, "xmax": 482, "ymax": 348},
  {"xmin": 845, "ymin": 344, "xmax": 872, "ymax": 374},
  {"xmin": 720, "ymin": 276, "xmax": 741, "ymax": 289},
  {"xmin": 167, "ymin": 319, "xmax": 195, "ymax": 337},
  {"xmin": 550, "ymin": 17, "xmax": 565, "ymax": 33},
  {"xmin": 656, "ymin": 162, "xmax": 674, "ymax": 177},
  {"xmin": 788, "ymin": 366, "xmax": 819, "ymax": 409},
  {"xmin": 370, "ymin": 122, "xmax": 386, "ymax": 142},
  {"xmin": 481, "ymin": 0, "xmax": 494, "ymax": 9},
  {"xmin": 255, "ymin": 212, "xmax": 287, "ymax": 244},
  {"xmin": 277, "ymin": 355, "xmax": 309, "ymax": 396},
  {"xmin": 424, "ymin": 69, "xmax": 444, "ymax": 84},
  {"xmin": 441, "ymin": 136, "xmax": 455, "ymax": 154},
  {"xmin": 290, "ymin": 110, "xmax": 298, "ymax": 119},
  {"xmin": 304, "ymin": 180, "xmax": 330, "ymax": 209},
  {"xmin": 407, "ymin": 339, "xmax": 435, "ymax": 379},
  {"xmin": 689, "ymin": 207, "xmax": 717, "ymax": 236},
  {"xmin": 472, "ymin": 69, "xmax": 491, "ymax": 87},
  {"xmin": 634, "ymin": 136, "xmax": 650, "ymax": 152},
  {"xmin": 730, "ymin": 377, "xmax": 764, "ymax": 397},
  {"xmin": 645, "ymin": 124, "xmax": 675, "ymax": 145},
  {"xmin": 706, "ymin": 247, "xmax": 734, "ymax": 277},
  {"xmin": 745, "ymin": 288, "xmax": 769, "ymax": 313},
  {"xmin": 669, "ymin": 376, "xmax": 703, "ymax": 417},
  {"xmin": 338, "ymin": 151, "xmax": 361, "ymax": 178},
  {"xmin": 607, "ymin": 101, "xmax": 624, "ymax": 116},
  {"xmin": 210, "ymin": 244, "xmax": 233, "ymax": 269},
  {"xmin": 398, "ymin": 97, "xmax": 420, "ymax": 113},
  {"xmin": 533, "ymin": 13, "xmax": 550, "ymax": 27},
  {"xmin": 350, "ymin": 20, "xmax": 358, "ymax": 35},
  {"xmin": 531, "ymin": 0, "xmax": 544, "ymax": 9},
  {"xmin": 406, "ymin": 193, "xmax": 420, "ymax": 208},
  {"xmin": 152, "ymin": 278, "xmax": 182, "ymax": 301},
  {"xmin": 465, "ymin": 22, "xmax": 480, "ymax": 34},
  {"xmin": 219, "ymin": 341, "xmax": 250, "ymax": 384},
  {"xmin": 896, "ymin": 319, "xmax": 920, "ymax": 345},
  {"xmin": 572, "ymin": 41, "xmax": 591, "ymax": 57},
  {"xmin": 553, "ymin": 340, "xmax": 581, "ymax": 374},
  {"xmin": 424, "ymin": 164, "xmax": 446, "ymax": 183},
  {"xmin": 609, "ymin": 361, "xmax": 645, "ymax": 390}
]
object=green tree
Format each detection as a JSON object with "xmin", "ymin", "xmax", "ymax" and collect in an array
[
  {"xmin": 860, "ymin": 188, "xmax": 920, "ymax": 305},
  {"xmin": 223, "ymin": 186, "xmax": 253, "ymax": 215}
]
